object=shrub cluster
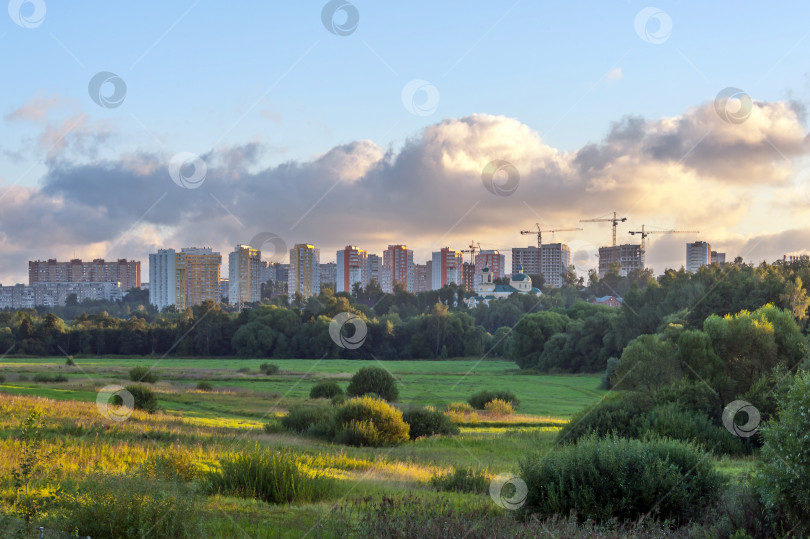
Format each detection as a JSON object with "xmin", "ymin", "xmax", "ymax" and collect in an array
[
  {"xmin": 346, "ymin": 367, "xmax": 399, "ymax": 401},
  {"xmin": 32, "ymin": 373, "xmax": 68, "ymax": 383},
  {"xmin": 207, "ymin": 447, "xmax": 334, "ymax": 504},
  {"xmin": 129, "ymin": 365, "xmax": 158, "ymax": 384},
  {"xmin": 430, "ymin": 466, "xmax": 488, "ymax": 494},
  {"xmin": 519, "ymin": 435, "xmax": 724, "ymax": 523},
  {"xmin": 401, "ymin": 407, "xmax": 459, "ymax": 439},
  {"xmin": 125, "ymin": 384, "xmax": 158, "ymax": 413},
  {"xmin": 468, "ymin": 390, "xmax": 519, "ymax": 410},
  {"xmin": 332, "ymin": 396, "xmax": 410, "ymax": 447},
  {"xmin": 196, "ymin": 381, "xmax": 213, "ymax": 391},
  {"xmin": 484, "ymin": 399, "xmax": 513, "ymax": 416},
  {"xmin": 260, "ymin": 362, "xmax": 280, "ymax": 375},
  {"xmin": 309, "ymin": 380, "xmax": 344, "ymax": 399}
]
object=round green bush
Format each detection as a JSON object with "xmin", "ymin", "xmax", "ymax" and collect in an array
[
  {"xmin": 129, "ymin": 365, "xmax": 158, "ymax": 384},
  {"xmin": 281, "ymin": 404, "xmax": 334, "ymax": 435},
  {"xmin": 260, "ymin": 362, "xmax": 280, "ymax": 375},
  {"xmin": 520, "ymin": 435, "xmax": 723, "ymax": 523},
  {"xmin": 759, "ymin": 370, "xmax": 810, "ymax": 534},
  {"xmin": 125, "ymin": 384, "xmax": 159, "ymax": 413},
  {"xmin": 467, "ymin": 390, "xmax": 519, "ymax": 410},
  {"xmin": 346, "ymin": 367, "xmax": 399, "ymax": 402},
  {"xmin": 556, "ymin": 391, "xmax": 653, "ymax": 443},
  {"xmin": 196, "ymin": 381, "xmax": 213, "ymax": 391},
  {"xmin": 402, "ymin": 407, "xmax": 459, "ymax": 439},
  {"xmin": 310, "ymin": 380, "xmax": 344, "ymax": 399},
  {"xmin": 332, "ymin": 396, "xmax": 409, "ymax": 447}
]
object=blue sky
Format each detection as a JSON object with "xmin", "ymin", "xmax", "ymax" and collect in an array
[{"xmin": 2, "ymin": 1, "xmax": 810, "ymax": 283}]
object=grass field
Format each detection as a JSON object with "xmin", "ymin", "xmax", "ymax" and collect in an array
[{"xmin": 0, "ymin": 357, "xmax": 758, "ymax": 537}]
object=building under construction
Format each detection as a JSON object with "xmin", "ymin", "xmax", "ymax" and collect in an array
[{"xmin": 598, "ymin": 244, "xmax": 644, "ymax": 278}]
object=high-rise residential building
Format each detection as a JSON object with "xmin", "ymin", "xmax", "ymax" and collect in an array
[
  {"xmin": 711, "ymin": 251, "xmax": 726, "ymax": 264},
  {"xmin": 336, "ymin": 246, "xmax": 368, "ymax": 293},
  {"xmin": 220, "ymin": 279, "xmax": 229, "ymax": 301},
  {"xmin": 320, "ymin": 262, "xmax": 337, "ymax": 291},
  {"xmin": 382, "ymin": 245, "xmax": 414, "ymax": 293},
  {"xmin": 414, "ymin": 263, "xmax": 430, "ymax": 292},
  {"xmin": 598, "ymin": 244, "xmax": 644, "ymax": 278},
  {"xmin": 431, "ymin": 247, "xmax": 464, "ymax": 289},
  {"xmin": 511, "ymin": 246, "xmax": 540, "ymax": 276},
  {"xmin": 261, "ymin": 262, "xmax": 289, "ymax": 284},
  {"xmin": 474, "ymin": 250, "xmax": 505, "ymax": 286},
  {"xmin": 149, "ymin": 247, "xmax": 221, "ymax": 310},
  {"xmin": 0, "ymin": 282, "xmax": 123, "ymax": 309},
  {"xmin": 367, "ymin": 254, "xmax": 381, "ymax": 285},
  {"xmin": 686, "ymin": 241, "xmax": 711, "ymax": 273},
  {"xmin": 462, "ymin": 262, "xmax": 475, "ymax": 291},
  {"xmin": 540, "ymin": 243, "xmax": 571, "ymax": 288},
  {"xmin": 29, "ymin": 258, "xmax": 141, "ymax": 291},
  {"xmin": 289, "ymin": 244, "xmax": 320, "ymax": 298},
  {"xmin": 228, "ymin": 245, "xmax": 262, "ymax": 305}
]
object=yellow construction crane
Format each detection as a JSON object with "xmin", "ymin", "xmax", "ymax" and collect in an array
[
  {"xmin": 580, "ymin": 212, "xmax": 627, "ymax": 247},
  {"xmin": 519, "ymin": 224, "xmax": 583, "ymax": 249},
  {"xmin": 461, "ymin": 241, "xmax": 482, "ymax": 263},
  {"xmin": 628, "ymin": 225, "xmax": 700, "ymax": 255}
]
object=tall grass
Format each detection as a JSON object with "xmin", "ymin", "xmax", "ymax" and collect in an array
[{"xmin": 207, "ymin": 447, "xmax": 335, "ymax": 504}]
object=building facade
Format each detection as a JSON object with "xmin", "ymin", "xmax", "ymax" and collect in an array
[
  {"xmin": 320, "ymin": 262, "xmax": 337, "ymax": 291},
  {"xmin": 367, "ymin": 254, "xmax": 381, "ymax": 286},
  {"xmin": 228, "ymin": 245, "xmax": 262, "ymax": 305},
  {"xmin": 597, "ymin": 244, "xmax": 644, "ymax": 278},
  {"xmin": 461, "ymin": 262, "xmax": 475, "ymax": 291},
  {"xmin": 149, "ymin": 247, "xmax": 221, "ymax": 310},
  {"xmin": 465, "ymin": 266, "xmax": 541, "ymax": 308},
  {"xmin": 381, "ymin": 245, "xmax": 414, "ymax": 293},
  {"xmin": 540, "ymin": 243, "xmax": 571, "ymax": 288},
  {"xmin": 686, "ymin": 241, "xmax": 711, "ymax": 273},
  {"xmin": 414, "ymin": 263, "xmax": 430, "ymax": 292},
  {"xmin": 289, "ymin": 244, "xmax": 320, "ymax": 298},
  {"xmin": 336, "ymin": 246, "xmax": 369, "ymax": 293},
  {"xmin": 431, "ymin": 247, "xmax": 463, "ymax": 289},
  {"xmin": 0, "ymin": 281, "xmax": 123, "ymax": 309},
  {"xmin": 711, "ymin": 251, "xmax": 726, "ymax": 264},
  {"xmin": 511, "ymin": 246, "xmax": 540, "ymax": 276},
  {"xmin": 474, "ymin": 250, "xmax": 505, "ymax": 287},
  {"xmin": 29, "ymin": 258, "xmax": 141, "ymax": 291}
]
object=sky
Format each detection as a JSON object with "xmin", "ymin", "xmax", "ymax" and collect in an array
[{"xmin": 2, "ymin": 1, "xmax": 810, "ymax": 284}]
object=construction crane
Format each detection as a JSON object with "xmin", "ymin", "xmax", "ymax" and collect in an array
[
  {"xmin": 628, "ymin": 225, "xmax": 700, "ymax": 255},
  {"xmin": 461, "ymin": 241, "xmax": 482, "ymax": 262},
  {"xmin": 580, "ymin": 212, "xmax": 628, "ymax": 247},
  {"xmin": 519, "ymin": 224, "xmax": 583, "ymax": 249}
]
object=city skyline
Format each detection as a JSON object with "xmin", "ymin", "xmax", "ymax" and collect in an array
[{"xmin": 2, "ymin": 3, "xmax": 810, "ymax": 285}]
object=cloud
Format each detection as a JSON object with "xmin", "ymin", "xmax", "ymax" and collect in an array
[
  {"xmin": 606, "ymin": 67, "xmax": 623, "ymax": 81},
  {"xmin": 1, "ymin": 98, "xmax": 809, "ymax": 283}
]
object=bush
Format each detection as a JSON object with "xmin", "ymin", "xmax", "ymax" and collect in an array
[
  {"xmin": 557, "ymin": 391, "xmax": 653, "ymax": 443},
  {"xmin": 281, "ymin": 404, "xmax": 334, "ymax": 435},
  {"xmin": 646, "ymin": 403, "xmax": 745, "ymax": 455},
  {"xmin": 402, "ymin": 407, "xmax": 459, "ymax": 439},
  {"xmin": 310, "ymin": 380, "xmax": 344, "ymax": 399},
  {"xmin": 520, "ymin": 435, "xmax": 723, "ymax": 523},
  {"xmin": 59, "ymin": 474, "xmax": 203, "ymax": 538},
  {"xmin": 129, "ymin": 365, "xmax": 158, "ymax": 384},
  {"xmin": 653, "ymin": 379, "xmax": 723, "ymax": 422},
  {"xmin": 332, "ymin": 396, "xmax": 409, "ymax": 447},
  {"xmin": 0, "ymin": 374, "xmax": 6, "ymax": 384},
  {"xmin": 125, "ymin": 384, "xmax": 159, "ymax": 413},
  {"xmin": 263, "ymin": 422, "xmax": 285, "ymax": 434},
  {"xmin": 237, "ymin": 367, "xmax": 251, "ymax": 373},
  {"xmin": 759, "ymin": 370, "xmax": 810, "ymax": 534},
  {"xmin": 196, "ymin": 381, "xmax": 213, "ymax": 391},
  {"xmin": 207, "ymin": 447, "xmax": 334, "ymax": 504},
  {"xmin": 430, "ymin": 466, "xmax": 488, "ymax": 494},
  {"xmin": 346, "ymin": 367, "xmax": 399, "ymax": 401},
  {"xmin": 484, "ymin": 399, "xmax": 513, "ymax": 416},
  {"xmin": 32, "ymin": 373, "xmax": 68, "ymax": 383},
  {"xmin": 445, "ymin": 401, "xmax": 473, "ymax": 413},
  {"xmin": 65, "ymin": 356, "xmax": 76, "ymax": 366},
  {"xmin": 260, "ymin": 362, "xmax": 279, "ymax": 375},
  {"xmin": 468, "ymin": 390, "xmax": 519, "ymax": 410}
]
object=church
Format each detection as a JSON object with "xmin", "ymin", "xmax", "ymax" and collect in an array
[{"xmin": 465, "ymin": 265, "xmax": 542, "ymax": 308}]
